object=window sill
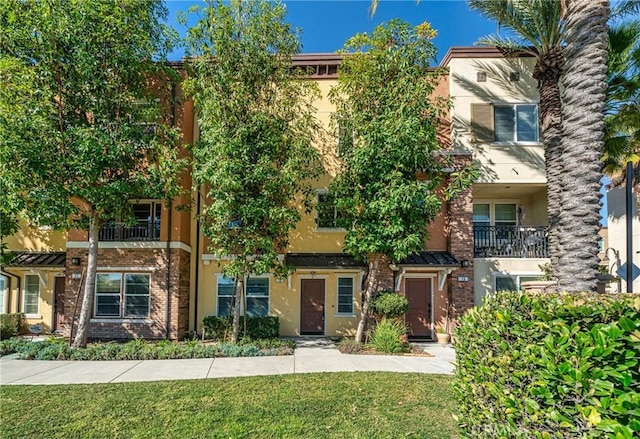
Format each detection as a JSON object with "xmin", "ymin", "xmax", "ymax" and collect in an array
[
  {"xmin": 490, "ymin": 141, "xmax": 542, "ymax": 147},
  {"xmin": 24, "ymin": 314, "xmax": 41, "ymax": 319},
  {"xmin": 334, "ymin": 313, "xmax": 356, "ymax": 318},
  {"xmin": 91, "ymin": 318, "xmax": 153, "ymax": 324},
  {"xmin": 315, "ymin": 227, "xmax": 346, "ymax": 232}
]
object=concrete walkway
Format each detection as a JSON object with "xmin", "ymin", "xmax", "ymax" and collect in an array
[{"xmin": 0, "ymin": 338, "xmax": 455, "ymax": 385}]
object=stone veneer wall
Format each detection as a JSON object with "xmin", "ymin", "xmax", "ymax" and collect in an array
[
  {"xmin": 63, "ymin": 247, "xmax": 190, "ymax": 340},
  {"xmin": 447, "ymin": 155, "xmax": 475, "ymax": 321}
]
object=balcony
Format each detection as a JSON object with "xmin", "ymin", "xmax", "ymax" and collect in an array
[
  {"xmin": 474, "ymin": 225, "xmax": 548, "ymax": 258},
  {"xmin": 99, "ymin": 220, "xmax": 161, "ymax": 242}
]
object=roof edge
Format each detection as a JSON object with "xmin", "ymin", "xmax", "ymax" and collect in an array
[{"xmin": 440, "ymin": 46, "xmax": 536, "ymax": 67}]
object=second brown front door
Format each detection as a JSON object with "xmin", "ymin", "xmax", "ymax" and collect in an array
[
  {"xmin": 53, "ymin": 276, "xmax": 65, "ymax": 332},
  {"xmin": 405, "ymin": 278, "xmax": 432, "ymax": 337},
  {"xmin": 300, "ymin": 279, "xmax": 325, "ymax": 335}
]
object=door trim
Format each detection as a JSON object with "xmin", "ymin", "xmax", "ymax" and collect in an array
[
  {"xmin": 299, "ymin": 277, "xmax": 326, "ymax": 336},
  {"xmin": 403, "ymin": 274, "xmax": 435, "ymax": 339}
]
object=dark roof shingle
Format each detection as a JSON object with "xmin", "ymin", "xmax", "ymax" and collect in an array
[
  {"xmin": 8, "ymin": 252, "xmax": 66, "ymax": 268},
  {"xmin": 285, "ymin": 253, "xmax": 366, "ymax": 269},
  {"xmin": 399, "ymin": 251, "xmax": 459, "ymax": 267}
]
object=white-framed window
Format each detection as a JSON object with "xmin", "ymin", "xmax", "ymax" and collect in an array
[
  {"xmin": 494, "ymin": 104, "xmax": 538, "ymax": 143},
  {"xmin": 23, "ymin": 274, "xmax": 40, "ymax": 316},
  {"xmin": 94, "ymin": 273, "xmax": 150, "ymax": 318},
  {"xmin": 0, "ymin": 276, "xmax": 6, "ymax": 314},
  {"xmin": 473, "ymin": 202, "xmax": 518, "ymax": 228},
  {"xmin": 316, "ymin": 190, "xmax": 344, "ymax": 229},
  {"xmin": 495, "ymin": 274, "xmax": 541, "ymax": 292},
  {"xmin": 336, "ymin": 277, "xmax": 354, "ymax": 315},
  {"xmin": 217, "ymin": 276, "xmax": 270, "ymax": 317}
]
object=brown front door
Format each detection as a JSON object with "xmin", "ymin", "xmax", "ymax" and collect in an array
[
  {"xmin": 300, "ymin": 279, "xmax": 325, "ymax": 335},
  {"xmin": 405, "ymin": 278, "xmax": 432, "ymax": 337},
  {"xmin": 53, "ymin": 276, "xmax": 65, "ymax": 332}
]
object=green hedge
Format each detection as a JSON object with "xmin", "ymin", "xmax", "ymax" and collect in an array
[
  {"xmin": 202, "ymin": 316, "xmax": 280, "ymax": 340},
  {"xmin": 0, "ymin": 313, "xmax": 24, "ymax": 340},
  {"xmin": 455, "ymin": 292, "xmax": 640, "ymax": 438},
  {"xmin": 0, "ymin": 337, "xmax": 294, "ymax": 360}
]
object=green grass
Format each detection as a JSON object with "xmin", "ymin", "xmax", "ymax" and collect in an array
[{"xmin": 1, "ymin": 372, "xmax": 458, "ymax": 438}]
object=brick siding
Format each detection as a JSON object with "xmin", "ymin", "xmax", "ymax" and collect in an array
[{"xmin": 63, "ymin": 247, "xmax": 190, "ymax": 341}]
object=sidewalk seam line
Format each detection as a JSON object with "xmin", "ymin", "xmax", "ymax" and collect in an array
[
  {"xmin": 1, "ymin": 360, "xmax": 74, "ymax": 384},
  {"xmin": 206, "ymin": 357, "xmax": 215, "ymax": 378},
  {"xmin": 108, "ymin": 361, "xmax": 143, "ymax": 383}
]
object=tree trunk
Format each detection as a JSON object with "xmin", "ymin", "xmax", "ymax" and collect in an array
[
  {"xmin": 231, "ymin": 276, "xmax": 244, "ymax": 343},
  {"xmin": 558, "ymin": 0, "xmax": 610, "ymax": 292},
  {"xmin": 72, "ymin": 209, "xmax": 99, "ymax": 348},
  {"xmin": 534, "ymin": 50, "xmax": 564, "ymax": 279},
  {"xmin": 355, "ymin": 253, "xmax": 380, "ymax": 343}
]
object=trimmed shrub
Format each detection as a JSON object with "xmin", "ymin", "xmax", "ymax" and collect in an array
[
  {"xmin": 1, "ymin": 313, "xmax": 24, "ymax": 339},
  {"xmin": 202, "ymin": 315, "xmax": 280, "ymax": 340},
  {"xmin": 371, "ymin": 291, "xmax": 408, "ymax": 320},
  {"xmin": 0, "ymin": 337, "xmax": 293, "ymax": 360},
  {"xmin": 455, "ymin": 291, "xmax": 640, "ymax": 438},
  {"xmin": 369, "ymin": 317, "xmax": 410, "ymax": 353}
]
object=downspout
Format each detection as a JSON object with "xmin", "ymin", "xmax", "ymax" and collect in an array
[
  {"xmin": 1, "ymin": 269, "xmax": 19, "ymax": 313},
  {"xmin": 194, "ymin": 186, "xmax": 201, "ymax": 336},
  {"xmin": 164, "ymin": 80, "xmax": 178, "ymax": 338},
  {"xmin": 165, "ymin": 200, "xmax": 173, "ymax": 339}
]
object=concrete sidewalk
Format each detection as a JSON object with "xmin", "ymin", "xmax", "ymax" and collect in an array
[{"xmin": 0, "ymin": 339, "xmax": 455, "ymax": 385}]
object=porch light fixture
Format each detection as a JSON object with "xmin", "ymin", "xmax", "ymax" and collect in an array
[
  {"xmin": 460, "ymin": 259, "xmax": 470, "ymax": 268},
  {"xmin": 389, "ymin": 263, "xmax": 399, "ymax": 271},
  {"xmin": 71, "ymin": 257, "xmax": 80, "ymax": 265}
]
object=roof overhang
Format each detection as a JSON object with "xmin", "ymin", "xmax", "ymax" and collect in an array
[
  {"xmin": 7, "ymin": 252, "xmax": 66, "ymax": 268},
  {"xmin": 285, "ymin": 253, "xmax": 366, "ymax": 270}
]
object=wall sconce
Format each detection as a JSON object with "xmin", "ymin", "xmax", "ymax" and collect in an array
[
  {"xmin": 71, "ymin": 257, "xmax": 80, "ymax": 265},
  {"xmin": 460, "ymin": 260, "xmax": 470, "ymax": 268},
  {"xmin": 389, "ymin": 263, "xmax": 399, "ymax": 271}
]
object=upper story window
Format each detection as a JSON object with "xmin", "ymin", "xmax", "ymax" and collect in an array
[
  {"xmin": 316, "ymin": 191, "xmax": 344, "ymax": 229},
  {"xmin": 494, "ymin": 104, "xmax": 538, "ymax": 143},
  {"xmin": 471, "ymin": 103, "xmax": 539, "ymax": 144},
  {"xmin": 473, "ymin": 203, "xmax": 517, "ymax": 228}
]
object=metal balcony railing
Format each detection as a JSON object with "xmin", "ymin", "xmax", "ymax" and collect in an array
[
  {"xmin": 98, "ymin": 220, "xmax": 161, "ymax": 241},
  {"xmin": 474, "ymin": 225, "xmax": 549, "ymax": 258}
]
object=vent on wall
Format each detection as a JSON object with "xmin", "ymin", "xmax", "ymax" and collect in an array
[
  {"xmin": 477, "ymin": 71, "xmax": 487, "ymax": 82},
  {"xmin": 509, "ymin": 71, "xmax": 520, "ymax": 82}
]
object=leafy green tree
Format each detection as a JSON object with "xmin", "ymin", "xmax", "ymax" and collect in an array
[
  {"xmin": 182, "ymin": 0, "xmax": 322, "ymax": 342},
  {"xmin": 0, "ymin": 0, "xmax": 183, "ymax": 347},
  {"xmin": 467, "ymin": 0, "xmax": 566, "ymax": 279},
  {"xmin": 330, "ymin": 20, "xmax": 477, "ymax": 342},
  {"xmin": 557, "ymin": 0, "xmax": 610, "ymax": 292}
]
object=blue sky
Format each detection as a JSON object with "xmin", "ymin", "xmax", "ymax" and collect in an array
[{"xmin": 166, "ymin": 0, "xmax": 497, "ymax": 63}]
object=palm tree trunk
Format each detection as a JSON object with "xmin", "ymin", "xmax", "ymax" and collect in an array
[
  {"xmin": 72, "ymin": 208, "xmax": 99, "ymax": 348},
  {"xmin": 534, "ymin": 49, "xmax": 564, "ymax": 279},
  {"xmin": 558, "ymin": 0, "xmax": 610, "ymax": 293},
  {"xmin": 355, "ymin": 253, "xmax": 380, "ymax": 343}
]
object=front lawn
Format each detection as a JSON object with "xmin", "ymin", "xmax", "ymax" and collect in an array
[{"xmin": 1, "ymin": 372, "xmax": 458, "ymax": 438}]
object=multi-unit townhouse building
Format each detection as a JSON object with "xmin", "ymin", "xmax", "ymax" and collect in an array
[{"xmin": 1, "ymin": 47, "xmax": 557, "ymax": 340}]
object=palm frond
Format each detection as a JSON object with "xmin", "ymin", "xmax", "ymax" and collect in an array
[{"xmin": 468, "ymin": 0, "xmax": 563, "ymax": 55}]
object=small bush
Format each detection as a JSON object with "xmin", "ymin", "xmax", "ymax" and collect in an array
[
  {"xmin": 202, "ymin": 315, "xmax": 280, "ymax": 340},
  {"xmin": 371, "ymin": 292, "xmax": 408, "ymax": 319},
  {"xmin": 369, "ymin": 318, "xmax": 410, "ymax": 353},
  {"xmin": 455, "ymin": 291, "xmax": 640, "ymax": 438},
  {"xmin": 336, "ymin": 338, "xmax": 364, "ymax": 354},
  {"xmin": 0, "ymin": 313, "xmax": 24, "ymax": 339}
]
